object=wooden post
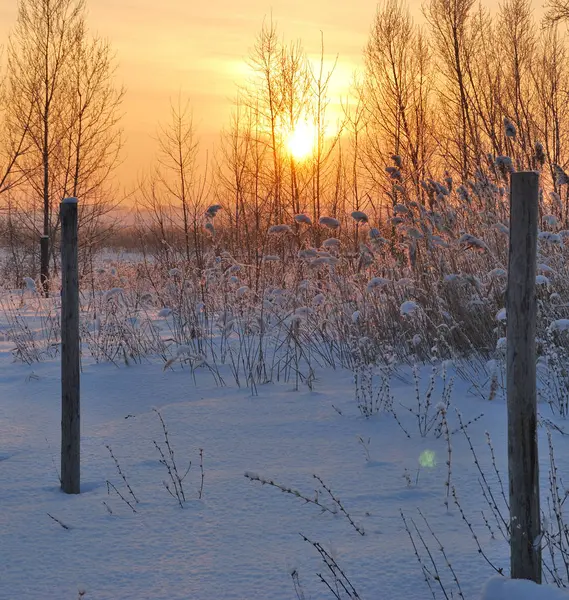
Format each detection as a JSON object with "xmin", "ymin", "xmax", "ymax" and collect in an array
[
  {"xmin": 507, "ymin": 171, "xmax": 540, "ymax": 582},
  {"xmin": 60, "ymin": 197, "xmax": 80, "ymax": 494}
]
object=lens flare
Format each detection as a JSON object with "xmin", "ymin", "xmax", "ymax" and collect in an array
[{"xmin": 419, "ymin": 450, "xmax": 436, "ymax": 468}]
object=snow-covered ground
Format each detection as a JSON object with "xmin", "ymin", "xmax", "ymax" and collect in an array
[
  {"xmin": 1, "ymin": 300, "xmax": 569, "ymax": 599},
  {"xmin": 482, "ymin": 576, "xmax": 569, "ymax": 600}
]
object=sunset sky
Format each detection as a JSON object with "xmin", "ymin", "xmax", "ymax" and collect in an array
[{"xmin": 0, "ymin": 0, "xmax": 425, "ymax": 187}]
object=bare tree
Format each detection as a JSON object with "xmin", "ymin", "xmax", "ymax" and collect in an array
[
  {"xmin": 462, "ymin": 5, "xmax": 504, "ymax": 161},
  {"xmin": 0, "ymin": 104, "xmax": 31, "ymax": 196},
  {"xmin": 545, "ymin": 0, "xmax": 569, "ymax": 24},
  {"xmin": 343, "ymin": 88, "xmax": 368, "ymax": 251},
  {"xmin": 216, "ymin": 94, "xmax": 277, "ymax": 287},
  {"xmin": 7, "ymin": 0, "xmax": 86, "ymax": 293},
  {"xmin": 279, "ymin": 39, "xmax": 311, "ymax": 217},
  {"xmin": 157, "ymin": 98, "xmax": 206, "ymax": 264},
  {"xmin": 363, "ymin": 0, "xmax": 434, "ymax": 198},
  {"xmin": 424, "ymin": 0, "xmax": 477, "ymax": 180},
  {"xmin": 137, "ymin": 97, "xmax": 209, "ymax": 271},
  {"xmin": 309, "ymin": 34, "xmax": 343, "ymax": 230},
  {"xmin": 497, "ymin": 0, "xmax": 537, "ymax": 168},
  {"xmin": 5, "ymin": 0, "xmax": 123, "ymax": 293},
  {"xmin": 244, "ymin": 18, "xmax": 285, "ymax": 223},
  {"xmin": 532, "ymin": 24, "xmax": 569, "ymax": 188},
  {"xmin": 217, "ymin": 99, "xmax": 258, "ymax": 261}
]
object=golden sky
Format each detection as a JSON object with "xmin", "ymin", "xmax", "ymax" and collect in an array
[{"xmin": 0, "ymin": 0, "xmax": 422, "ymax": 187}]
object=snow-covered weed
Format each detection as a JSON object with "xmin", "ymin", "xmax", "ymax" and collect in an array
[
  {"xmin": 5, "ymin": 169, "xmax": 569, "ymax": 377},
  {"xmin": 244, "ymin": 472, "xmax": 365, "ymax": 536},
  {"xmin": 105, "ymin": 445, "xmax": 139, "ymax": 510},
  {"xmin": 299, "ymin": 535, "xmax": 362, "ymax": 599},
  {"xmin": 0, "ymin": 293, "xmax": 60, "ymax": 363},
  {"xmin": 542, "ymin": 430, "xmax": 569, "ymax": 587},
  {"xmin": 397, "ymin": 364, "xmax": 454, "ymax": 438},
  {"xmin": 539, "ymin": 326, "xmax": 569, "ymax": 417},
  {"xmin": 401, "ymin": 508, "xmax": 466, "ymax": 600},
  {"xmin": 153, "ymin": 408, "xmax": 194, "ymax": 508},
  {"xmin": 435, "ymin": 417, "xmax": 569, "ymax": 591}
]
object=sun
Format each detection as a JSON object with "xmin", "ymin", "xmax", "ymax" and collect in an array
[{"xmin": 286, "ymin": 121, "xmax": 316, "ymax": 160}]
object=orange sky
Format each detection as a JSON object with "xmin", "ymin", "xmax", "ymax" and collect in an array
[{"xmin": 0, "ymin": 0, "xmax": 421, "ymax": 188}]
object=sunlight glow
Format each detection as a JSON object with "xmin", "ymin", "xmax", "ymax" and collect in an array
[{"xmin": 286, "ymin": 122, "xmax": 316, "ymax": 160}]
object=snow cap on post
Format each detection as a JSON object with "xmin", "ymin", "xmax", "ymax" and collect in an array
[{"xmin": 62, "ymin": 197, "xmax": 78, "ymax": 204}]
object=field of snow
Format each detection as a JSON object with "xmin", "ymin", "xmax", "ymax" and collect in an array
[
  {"xmin": 2, "ymin": 217, "xmax": 569, "ymax": 600},
  {"xmin": 1, "ymin": 309, "xmax": 569, "ymax": 600}
]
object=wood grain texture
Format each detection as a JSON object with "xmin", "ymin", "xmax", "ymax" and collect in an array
[
  {"xmin": 60, "ymin": 198, "xmax": 80, "ymax": 494},
  {"xmin": 507, "ymin": 171, "xmax": 540, "ymax": 582}
]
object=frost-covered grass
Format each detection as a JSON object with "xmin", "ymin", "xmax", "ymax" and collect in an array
[{"xmin": 5, "ymin": 172, "xmax": 569, "ymax": 397}]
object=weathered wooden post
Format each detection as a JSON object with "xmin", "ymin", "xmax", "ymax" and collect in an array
[
  {"xmin": 60, "ymin": 197, "xmax": 80, "ymax": 494},
  {"xmin": 507, "ymin": 171, "xmax": 540, "ymax": 582}
]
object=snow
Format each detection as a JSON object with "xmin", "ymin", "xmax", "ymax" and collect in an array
[
  {"xmin": 400, "ymin": 300, "xmax": 419, "ymax": 315},
  {"xmin": 319, "ymin": 216, "xmax": 340, "ymax": 229},
  {"xmin": 268, "ymin": 224, "xmax": 293, "ymax": 234},
  {"xmin": 496, "ymin": 337, "xmax": 507, "ymax": 351},
  {"xmin": 367, "ymin": 276, "xmax": 391, "ymax": 291},
  {"xmin": 539, "ymin": 231, "xmax": 563, "ymax": 245},
  {"xmin": 322, "ymin": 237, "xmax": 341, "ymax": 249},
  {"xmin": 488, "ymin": 268, "xmax": 507, "ymax": 279},
  {"xmin": 496, "ymin": 308, "xmax": 507, "ymax": 321},
  {"xmin": 23, "ymin": 276, "xmax": 37, "ymax": 292},
  {"xmin": 481, "ymin": 576, "xmax": 569, "ymax": 600},
  {"xmin": 536, "ymin": 275, "xmax": 551, "ymax": 286},
  {"xmin": 1, "ymin": 298, "xmax": 569, "ymax": 599},
  {"xmin": 550, "ymin": 319, "xmax": 569, "ymax": 332},
  {"xmin": 294, "ymin": 214, "xmax": 312, "ymax": 225},
  {"xmin": 351, "ymin": 210, "xmax": 368, "ymax": 223}
]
